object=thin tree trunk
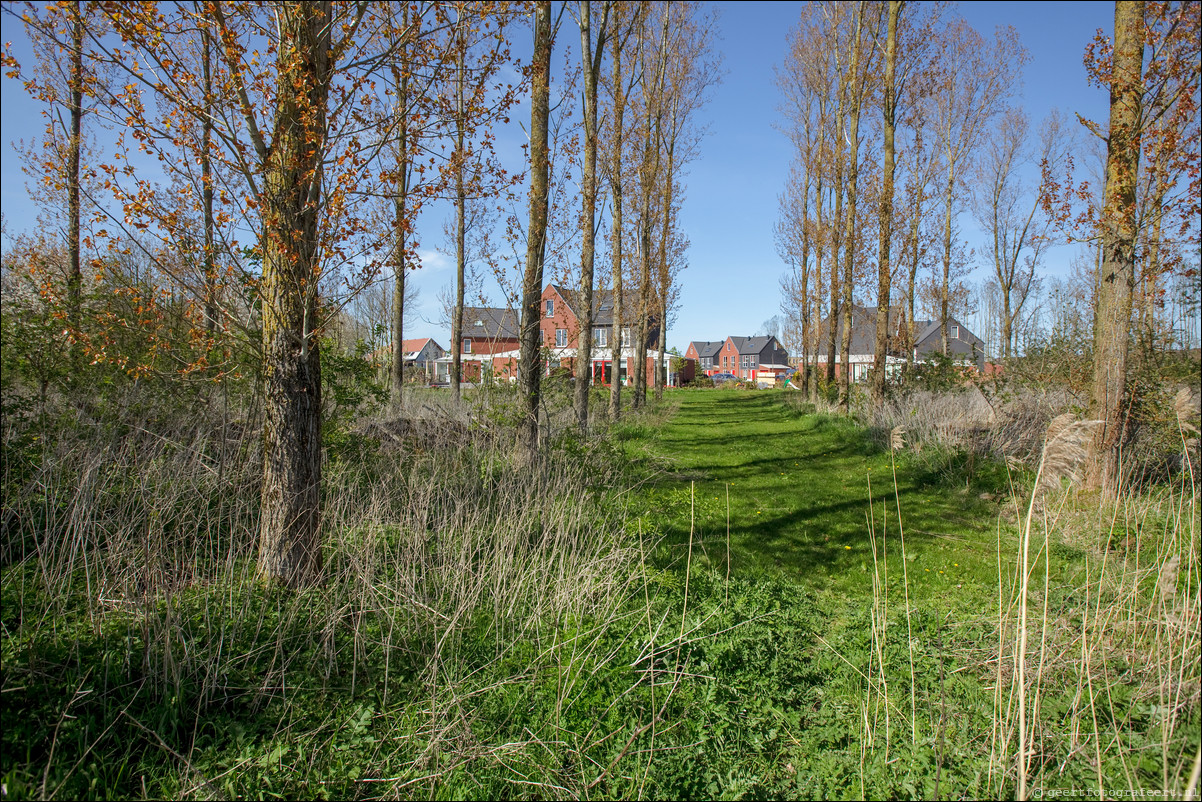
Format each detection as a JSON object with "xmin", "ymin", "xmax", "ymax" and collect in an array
[
  {"xmin": 827, "ymin": 156, "xmax": 844, "ymax": 386},
  {"xmin": 838, "ymin": 4, "xmax": 865, "ymax": 414},
  {"xmin": 451, "ymin": 19, "xmax": 467, "ymax": 401},
  {"xmin": 872, "ymin": 0, "xmax": 900, "ymax": 407},
  {"xmin": 904, "ymin": 178, "xmax": 921, "ymax": 367},
  {"xmin": 575, "ymin": 0, "xmax": 609, "ymax": 430},
  {"xmin": 390, "ymin": 45, "xmax": 412, "ymax": 407},
  {"xmin": 608, "ymin": 11, "xmax": 626, "ymax": 420},
  {"xmin": 67, "ymin": 1, "xmax": 83, "ymax": 339},
  {"xmin": 1090, "ymin": 0, "xmax": 1143, "ymax": 496},
  {"xmin": 257, "ymin": 0, "xmax": 332, "ymax": 588},
  {"xmin": 655, "ymin": 134, "xmax": 675, "ymax": 401},
  {"xmin": 201, "ymin": 19, "xmax": 217, "ymax": 340},
  {"xmin": 940, "ymin": 169, "xmax": 955, "ymax": 354},
  {"xmin": 518, "ymin": 1, "xmax": 553, "ymax": 461}
]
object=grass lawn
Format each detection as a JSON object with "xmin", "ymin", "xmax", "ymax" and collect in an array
[
  {"xmin": 614, "ymin": 388, "xmax": 1197, "ymax": 799},
  {"xmin": 630, "ymin": 388, "xmax": 1013, "ymax": 606}
]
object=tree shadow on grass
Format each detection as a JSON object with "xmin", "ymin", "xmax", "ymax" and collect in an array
[{"xmin": 640, "ymin": 393, "xmax": 997, "ymax": 584}]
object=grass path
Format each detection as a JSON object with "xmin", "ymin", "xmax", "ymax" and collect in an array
[{"xmin": 632, "ymin": 389, "xmax": 1011, "ymax": 604}]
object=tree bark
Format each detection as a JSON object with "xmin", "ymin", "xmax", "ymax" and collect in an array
[
  {"xmin": 390, "ymin": 41, "xmax": 412, "ymax": 407},
  {"xmin": 575, "ymin": 1, "xmax": 609, "ymax": 430},
  {"xmin": 872, "ymin": 1, "xmax": 900, "ymax": 408},
  {"xmin": 257, "ymin": 1, "xmax": 332, "ymax": 588},
  {"xmin": 66, "ymin": 0, "xmax": 83, "ymax": 339},
  {"xmin": 940, "ymin": 169, "xmax": 955, "ymax": 355},
  {"xmin": 1090, "ymin": 0, "xmax": 1143, "ymax": 495},
  {"xmin": 201, "ymin": 16, "xmax": 217, "ymax": 340},
  {"xmin": 451, "ymin": 17, "xmax": 467, "ymax": 401},
  {"xmin": 518, "ymin": 1, "xmax": 553, "ymax": 461},
  {"xmin": 838, "ymin": 4, "xmax": 865, "ymax": 414},
  {"xmin": 608, "ymin": 9, "xmax": 627, "ymax": 421}
]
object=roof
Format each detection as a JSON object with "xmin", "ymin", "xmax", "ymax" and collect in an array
[
  {"xmin": 548, "ymin": 284, "xmax": 642, "ymax": 326},
  {"xmin": 689, "ymin": 340, "xmax": 724, "ymax": 358},
  {"xmin": 913, "ymin": 317, "xmax": 983, "ymax": 349},
  {"xmin": 816, "ymin": 305, "xmax": 921, "ymax": 355},
  {"xmin": 728, "ymin": 335, "xmax": 781, "ymax": 355},
  {"xmin": 401, "ymin": 337, "xmax": 439, "ymax": 353},
  {"xmin": 462, "ymin": 307, "xmax": 520, "ymax": 341}
]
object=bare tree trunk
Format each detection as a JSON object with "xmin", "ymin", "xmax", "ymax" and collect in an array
[
  {"xmin": 872, "ymin": 0, "xmax": 900, "ymax": 408},
  {"xmin": 838, "ymin": 4, "xmax": 865, "ymax": 414},
  {"xmin": 905, "ymin": 194, "xmax": 920, "ymax": 367},
  {"xmin": 391, "ymin": 180, "xmax": 407, "ymax": 404},
  {"xmin": 940, "ymin": 170, "xmax": 954, "ymax": 354},
  {"xmin": 389, "ymin": 45, "xmax": 412, "ymax": 407},
  {"xmin": 608, "ymin": 10, "xmax": 626, "ymax": 421},
  {"xmin": 1090, "ymin": 0, "xmax": 1143, "ymax": 496},
  {"xmin": 66, "ymin": 1, "xmax": 83, "ymax": 339},
  {"xmin": 518, "ymin": 1, "xmax": 553, "ymax": 461},
  {"xmin": 257, "ymin": 1, "xmax": 332, "ymax": 588},
  {"xmin": 655, "ymin": 137, "xmax": 675, "ymax": 401},
  {"xmin": 201, "ymin": 18, "xmax": 217, "ymax": 340},
  {"xmin": 451, "ymin": 19, "xmax": 467, "ymax": 401},
  {"xmin": 575, "ymin": 1, "xmax": 610, "ymax": 430},
  {"xmin": 827, "ymin": 159, "xmax": 844, "ymax": 386}
]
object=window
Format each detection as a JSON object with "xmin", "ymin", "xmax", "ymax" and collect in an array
[
  {"xmin": 593, "ymin": 327, "xmax": 607, "ymax": 348},
  {"xmin": 546, "ymin": 299, "xmax": 554, "ymax": 317},
  {"xmin": 556, "ymin": 329, "xmax": 567, "ymax": 347},
  {"xmin": 950, "ymin": 325, "xmax": 960, "ymax": 340},
  {"xmin": 621, "ymin": 327, "xmax": 631, "ymax": 347},
  {"xmin": 462, "ymin": 339, "xmax": 472, "ymax": 354}
]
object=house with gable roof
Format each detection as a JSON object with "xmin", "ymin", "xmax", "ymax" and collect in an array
[
  {"xmin": 540, "ymin": 283, "xmax": 689, "ymax": 385},
  {"xmin": 685, "ymin": 341, "xmax": 724, "ymax": 376},
  {"xmin": 401, "ymin": 338, "xmax": 445, "ymax": 381},
  {"xmin": 811, "ymin": 304, "xmax": 986, "ymax": 380},
  {"xmin": 441, "ymin": 285, "xmax": 689, "ymax": 386},
  {"xmin": 714, "ymin": 335, "xmax": 790, "ymax": 382}
]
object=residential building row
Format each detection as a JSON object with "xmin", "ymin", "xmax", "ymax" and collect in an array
[
  {"xmin": 685, "ymin": 336, "xmax": 792, "ymax": 384},
  {"xmin": 805, "ymin": 305, "xmax": 986, "ymax": 380},
  {"xmin": 395, "ymin": 299, "xmax": 987, "ymax": 388},
  {"xmin": 401, "ymin": 283, "xmax": 691, "ymax": 386}
]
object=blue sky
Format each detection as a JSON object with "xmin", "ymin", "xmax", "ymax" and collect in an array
[{"xmin": 1, "ymin": 1, "xmax": 1115, "ymax": 352}]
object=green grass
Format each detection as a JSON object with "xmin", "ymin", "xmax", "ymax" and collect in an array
[
  {"xmin": 633, "ymin": 389, "xmax": 1014, "ymax": 606},
  {"xmin": 3, "ymin": 387, "xmax": 1195, "ymax": 799},
  {"xmin": 618, "ymin": 388, "xmax": 1198, "ymax": 799}
]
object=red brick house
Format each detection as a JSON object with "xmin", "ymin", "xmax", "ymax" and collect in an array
[
  {"xmin": 715, "ymin": 335, "xmax": 790, "ymax": 382},
  {"xmin": 443, "ymin": 286, "xmax": 686, "ymax": 386},
  {"xmin": 539, "ymin": 284, "xmax": 685, "ymax": 386},
  {"xmin": 686, "ymin": 341, "xmax": 724, "ymax": 376}
]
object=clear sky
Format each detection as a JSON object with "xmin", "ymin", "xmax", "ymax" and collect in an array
[{"xmin": 1, "ymin": 1, "xmax": 1116, "ymax": 353}]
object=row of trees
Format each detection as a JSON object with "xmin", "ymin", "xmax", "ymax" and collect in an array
[
  {"xmin": 774, "ymin": 0, "xmax": 1199, "ymax": 494},
  {"xmin": 2, "ymin": 1, "xmax": 718, "ymax": 585}
]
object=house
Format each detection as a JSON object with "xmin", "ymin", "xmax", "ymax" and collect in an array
[
  {"xmin": 912, "ymin": 317, "xmax": 986, "ymax": 372},
  {"xmin": 401, "ymin": 338, "xmax": 445, "ymax": 382},
  {"xmin": 539, "ymin": 284, "xmax": 673, "ymax": 386},
  {"xmin": 444, "ymin": 307, "xmax": 523, "ymax": 383},
  {"xmin": 685, "ymin": 341, "xmax": 724, "ymax": 376},
  {"xmin": 441, "ymin": 286, "xmax": 678, "ymax": 386},
  {"xmin": 811, "ymin": 305, "xmax": 985, "ymax": 380},
  {"xmin": 714, "ymin": 335, "xmax": 790, "ymax": 382},
  {"xmin": 460, "ymin": 307, "xmax": 521, "ymax": 356}
]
